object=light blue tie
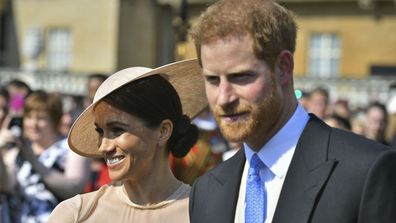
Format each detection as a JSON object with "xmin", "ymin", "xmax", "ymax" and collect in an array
[{"xmin": 245, "ymin": 154, "xmax": 266, "ymax": 223}]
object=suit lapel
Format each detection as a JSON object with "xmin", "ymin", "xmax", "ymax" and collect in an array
[
  {"xmin": 273, "ymin": 115, "xmax": 337, "ymax": 223},
  {"xmin": 206, "ymin": 149, "xmax": 246, "ymax": 222}
]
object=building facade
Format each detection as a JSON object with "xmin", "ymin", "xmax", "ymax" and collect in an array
[
  {"xmin": 3, "ymin": 0, "xmax": 183, "ymax": 73},
  {"xmin": 3, "ymin": 0, "xmax": 396, "ymax": 77},
  {"xmin": 182, "ymin": 0, "xmax": 396, "ymax": 78},
  {"xmin": 0, "ymin": 0, "xmax": 395, "ymax": 108}
]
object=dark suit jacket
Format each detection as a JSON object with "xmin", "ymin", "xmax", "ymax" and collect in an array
[{"xmin": 189, "ymin": 115, "xmax": 396, "ymax": 223}]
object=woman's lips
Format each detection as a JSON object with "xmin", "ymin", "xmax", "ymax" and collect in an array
[{"xmin": 105, "ymin": 155, "xmax": 126, "ymax": 168}]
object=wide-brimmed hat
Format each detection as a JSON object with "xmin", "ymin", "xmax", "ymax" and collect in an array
[{"xmin": 68, "ymin": 59, "xmax": 207, "ymax": 158}]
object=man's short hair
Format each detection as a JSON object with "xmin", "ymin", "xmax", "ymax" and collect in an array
[
  {"xmin": 88, "ymin": 73, "xmax": 107, "ymax": 82},
  {"xmin": 189, "ymin": 0, "xmax": 297, "ymax": 69}
]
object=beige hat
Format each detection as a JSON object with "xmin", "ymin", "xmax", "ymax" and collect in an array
[{"xmin": 68, "ymin": 59, "xmax": 207, "ymax": 158}]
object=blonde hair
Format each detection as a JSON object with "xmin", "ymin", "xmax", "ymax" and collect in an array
[{"xmin": 24, "ymin": 91, "xmax": 63, "ymax": 130}]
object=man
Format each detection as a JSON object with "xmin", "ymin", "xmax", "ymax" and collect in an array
[
  {"xmin": 84, "ymin": 73, "xmax": 108, "ymax": 108},
  {"xmin": 306, "ymin": 87, "xmax": 329, "ymax": 120},
  {"xmin": 188, "ymin": 0, "xmax": 396, "ymax": 223}
]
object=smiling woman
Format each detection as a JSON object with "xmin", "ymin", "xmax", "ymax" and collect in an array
[{"xmin": 48, "ymin": 59, "xmax": 207, "ymax": 223}]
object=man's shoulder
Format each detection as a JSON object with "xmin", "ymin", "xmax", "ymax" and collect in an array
[
  {"xmin": 306, "ymin": 115, "xmax": 390, "ymax": 157},
  {"xmin": 195, "ymin": 149, "xmax": 245, "ymax": 184},
  {"xmin": 330, "ymin": 127, "xmax": 390, "ymax": 154},
  {"xmin": 323, "ymin": 127, "xmax": 395, "ymax": 170}
]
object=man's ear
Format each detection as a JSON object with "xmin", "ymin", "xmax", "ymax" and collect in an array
[
  {"xmin": 158, "ymin": 119, "xmax": 173, "ymax": 147},
  {"xmin": 275, "ymin": 50, "xmax": 294, "ymax": 86}
]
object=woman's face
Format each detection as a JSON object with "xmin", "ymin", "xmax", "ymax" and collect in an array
[
  {"xmin": 23, "ymin": 109, "xmax": 57, "ymax": 142},
  {"xmin": 93, "ymin": 100, "xmax": 162, "ymax": 182}
]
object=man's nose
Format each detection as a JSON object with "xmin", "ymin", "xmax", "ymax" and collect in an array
[{"xmin": 217, "ymin": 80, "xmax": 237, "ymax": 107}]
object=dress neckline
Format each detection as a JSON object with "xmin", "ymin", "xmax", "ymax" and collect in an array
[{"xmin": 116, "ymin": 182, "xmax": 190, "ymax": 209}]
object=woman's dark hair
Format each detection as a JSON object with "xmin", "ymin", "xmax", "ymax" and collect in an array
[
  {"xmin": 0, "ymin": 86, "xmax": 10, "ymax": 111},
  {"xmin": 0, "ymin": 86, "xmax": 10, "ymax": 127},
  {"xmin": 366, "ymin": 101, "xmax": 388, "ymax": 123},
  {"xmin": 329, "ymin": 114, "xmax": 351, "ymax": 130},
  {"xmin": 102, "ymin": 75, "xmax": 198, "ymax": 157},
  {"xmin": 7, "ymin": 79, "xmax": 32, "ymax": 96},
  {"xmin": 0, "ymin": 86, "xmax": 10, "ymax": 100}
]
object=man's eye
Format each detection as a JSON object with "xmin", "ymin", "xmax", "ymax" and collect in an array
[
  {"xmin": 230, "ymin": 74, "xmax": 245, "ymax": 81},
  {"xmin": 205, "ymin": 76, "xmax": 220, "ymax": 85},
  {"xmin": 230, "ymin": 73, "xmax": 248, "ymax": 81},
  {"xmin": 228, "ymin": 73, "xmax": 256, "ymax": 84}
]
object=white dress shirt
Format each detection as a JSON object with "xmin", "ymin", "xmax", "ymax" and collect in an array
[{"xmin": 234, "ymin": 104, "xmax": 309, "ymax": 223}]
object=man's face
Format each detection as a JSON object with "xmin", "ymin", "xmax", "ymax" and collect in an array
[
  {"xmin": 366, "ymin": 106, "xmax": 386, "ymax": 141},
  {"xmin": 88, "ymin": 78, "xmax": 105, "ymax": 102},
  {"xmin": 307, "ymin": 92, "xmax": 328, "ymax": 119},
  {"xmin": 200, "ymin": 35, "xmax": 283, "ymax": 150}
]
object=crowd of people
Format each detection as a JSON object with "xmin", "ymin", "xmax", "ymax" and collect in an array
[
  {"xmin": 0, "ymin": 0, "xmax": 395, "ymax": 222},
  {"xmin": 0, "ymin": 80, "xmax": 89, "ymax": 222},
  {"xmin": 301, "ymin": 86, "xmax": 395, "ymax": 147},
  {"xmin": 0, "ymin": 60, "xmax": 393, "ymax": 223},
  {"xmin": 0, "ymin": 68, "xmax": 223, "ymax": 222}
]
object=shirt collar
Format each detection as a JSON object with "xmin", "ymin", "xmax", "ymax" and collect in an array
[{"xmin": 245, "ymin": 103, "xmax": 309, "ymax": 178}]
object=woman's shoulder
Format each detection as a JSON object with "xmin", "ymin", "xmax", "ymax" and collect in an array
[
  {"xmin": 153, "ymin": 183, "xmax": 191, "ymax": 208},
  {"xmin": 48, "ymin": 194, "xmax": 82, "ymax": 223},
  {"xmin": 49, "ymin": 185, "xmax": 116, "ymax": 222}
]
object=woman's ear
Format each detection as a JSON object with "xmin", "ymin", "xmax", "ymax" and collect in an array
[{"xmin": 158, "ymin": 119, "xmax": 173, "ymax": 147}]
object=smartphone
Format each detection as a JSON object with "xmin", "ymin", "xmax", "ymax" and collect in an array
[{"xmin": 8, "ymin": 116, "xmax": 23, "ymax": 137}]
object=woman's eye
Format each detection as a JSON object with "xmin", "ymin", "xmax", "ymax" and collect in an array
[
  {"xmin": 112, "ymin": 127, "xmax": 125, "ymax": 135},
  {"xmin": 95, "ymin": 127, "xmax": 104, "ymax": 137}
]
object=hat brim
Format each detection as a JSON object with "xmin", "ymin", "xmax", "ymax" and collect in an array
[{"xmin": 68, "ymin": 59, "xmax": 207, "ymax": 158}]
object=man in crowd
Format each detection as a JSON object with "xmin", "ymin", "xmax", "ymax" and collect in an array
[{"xmin": 188, "ymin": 0, "xmax": 396, "ymax": 222}]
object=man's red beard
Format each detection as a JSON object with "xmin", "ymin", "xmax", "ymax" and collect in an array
[{"xmin": 211, "ymin": 76, "xmax": 282, "ymax": 145}]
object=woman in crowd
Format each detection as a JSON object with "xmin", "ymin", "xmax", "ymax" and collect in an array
[
  {"xmin": 364, "ymin": 101, "xmax": 389, "ymax": 145},
  {"xmin": 0, "ymin": 90, "xmax": 88, "ymax": 223},
  {"xmin": 49, "ymin": 59, "xmax": 207, "ymax": 222}
]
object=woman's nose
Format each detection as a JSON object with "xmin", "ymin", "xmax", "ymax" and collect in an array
[{"xmin": 98, "ymin": 137, "xmax": 114, "ymax": 154}]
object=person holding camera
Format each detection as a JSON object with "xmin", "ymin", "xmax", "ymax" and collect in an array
[{"xmin": 0, "ymin": 90, "xmax": 89, "ymax": 223}]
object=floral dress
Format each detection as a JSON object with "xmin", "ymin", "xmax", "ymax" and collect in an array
[{"xmin": 15, "ymin": 139, "xmax": 68, "ymax": 223}]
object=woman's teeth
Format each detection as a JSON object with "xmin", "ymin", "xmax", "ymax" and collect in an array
[{"xmin": 106, "ymin": 156, "xmax": 125, "ymax": 165}]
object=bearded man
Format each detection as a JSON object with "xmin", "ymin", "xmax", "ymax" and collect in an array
[{"xmin": 188, "ymin": 0, "xmax": 396, "ymax": 223}]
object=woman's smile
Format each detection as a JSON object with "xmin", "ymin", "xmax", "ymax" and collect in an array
[{"xmin": 105, "ymin": 155, "xmax": 126, "ymax": 166}]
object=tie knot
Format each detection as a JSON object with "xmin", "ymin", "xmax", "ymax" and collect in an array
[{"xmin": 250, "ymin": 154, "xmax": 264, "ymax": 171}]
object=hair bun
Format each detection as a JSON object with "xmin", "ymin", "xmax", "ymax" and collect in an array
[{"xmin": 169, "ymin": 115, "xmax": 199, "ymax": 158}]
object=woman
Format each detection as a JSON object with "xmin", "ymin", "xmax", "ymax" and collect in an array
[
  {"xmin": 49, "ymin": 59, "xmax": 207, "ymax": 222},
  {"xmin": 0, "ymin": 90, "xmax": 89, "ymax": 223}
]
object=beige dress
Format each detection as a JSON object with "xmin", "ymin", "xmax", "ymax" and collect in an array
[{"xmin": 48, "ymin": 182, "xmax": 190, "ymax": 223}]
